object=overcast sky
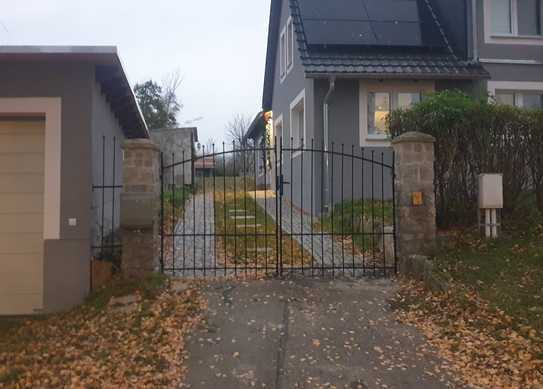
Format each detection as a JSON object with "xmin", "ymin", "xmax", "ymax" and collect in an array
[{"xmin": 0, "ymin": 0, "xmax": 271, "ymax": 144}]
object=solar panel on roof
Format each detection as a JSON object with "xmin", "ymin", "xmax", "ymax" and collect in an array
[
  {"xmin": 304, "ymin": 20, "xmax": 377, "ymax": 46},
  {"xmin": 364, "ymin": 0, "xmax": 420, "ymax": 22},
  {"xmin": 371, "ymin": 22, "xmax": 422, "ymax": 46},
  {"xmin": 298, "ymin": 0, "xmax": 369, "ymax": 20},
  {"xmin": 297, "ymin": 0, "xmax": 446, "ymax": 48}
]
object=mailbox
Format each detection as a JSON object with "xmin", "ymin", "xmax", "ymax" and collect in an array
[
  {"xmin": 478, "ymin": 174, "xmax": 503, "ymax": 239},
  {"xmin": 478, "ymin": 174, "xmax": 503, "ymax": 209}
]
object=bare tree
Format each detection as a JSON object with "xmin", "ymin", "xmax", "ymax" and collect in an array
[
  {"xmin": 225, "ymin": 114, "xmax": 256, "ymax": 175},
  {"xmin": 161, "ymin": 70, "xmax": 184, "ymax": 124},
  {"xmin": 226, "ymin": 114, "xmax": 253, "ymax": 148}
]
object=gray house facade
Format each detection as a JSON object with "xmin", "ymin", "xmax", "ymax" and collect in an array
[
  {"xmin": 0, "ymin": 46, "xmax": 147, "ymax": 315},
  {"xmin": 471, "ymin": 0, "xmax": 543, "ymax": 106},
  {"xmin": 262, "ymin": 0, "xmax": 489, "ymax": 214}
]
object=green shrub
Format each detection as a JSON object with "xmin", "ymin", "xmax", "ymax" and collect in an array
[{"xmin": 388, "ymin": 90, "xmax": 543, "ymax": 228}]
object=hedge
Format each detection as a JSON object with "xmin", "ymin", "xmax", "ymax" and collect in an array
[{"xmin": 388, "ymin": 90, "xmax": 543, "ymax": 228}]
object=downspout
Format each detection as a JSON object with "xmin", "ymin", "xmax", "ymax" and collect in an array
[
  {"xmin": 322, "ymin": 76, "xmax": 336, "ymax": 213},
  {"xmin": 471, "ymin": 0, "xmax": 479, "ymax": 61}
]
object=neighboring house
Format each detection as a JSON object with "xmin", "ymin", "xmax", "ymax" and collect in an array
[
  {"xmin": 473, "ymin": 0, "xmax": 543, "ymax": 107},
  {"xmin": 150, "ymin": 127, "xmax": 198, "ymax": 185},
  {"xmin": 245, "ymin": 111, "xmax": 272, "ymax": 189},
  {"xmin": 194, "ymin": 157, "xmax": 216, "ymax": 177},
  {"xmin": 0, "ymin": 46, "xmax": 148, "ymax": 315},
  {"xmin": 262, "ymin": 0, "xmax": 489, "ymax": 214}
]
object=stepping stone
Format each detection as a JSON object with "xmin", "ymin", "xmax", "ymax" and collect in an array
[
  {"xmin": 230, "ymin": 215, "xmax": 256, "ymax": 220},
  {"xmin": 247, "ymin": 247, "xmax": 273, "ymax": 253},
  {"xmin": 236, "ymin": 224, "xmax": 262, "ymax": 228}
]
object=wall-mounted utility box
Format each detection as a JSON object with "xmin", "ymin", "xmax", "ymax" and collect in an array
[{"xmin": 478, "ymin": 174, "xmax": 503, "ymax": 209}]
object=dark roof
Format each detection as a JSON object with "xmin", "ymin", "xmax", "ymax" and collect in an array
[
  {"xmin": 0, "ymin": 46, "xmax": 148, "ymax": 139},
  {"xmin": 245, "ymin": 111, "xmax": 266, "ymax": 141},
  {"xmin": 263, "ymin": 0, "xmax": 489, "ymax": 110}
]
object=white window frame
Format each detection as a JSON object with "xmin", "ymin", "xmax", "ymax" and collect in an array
[
  {"xmin": 488, "ymin": 80, "xmax": 543, "ymax": 107},
  {"xmin": 484, "ymin": 0, "xmax": 543, "ymax": 45},
  {"xmin": 359, "ymin": 81, "xmax": 435, "ymax": 147},
  {"xmin": 274, "ymin": 114, "xmax": 284, "ymax": 166},
  {"xmin": 289, "ymin": 89, "xmax": 306, "ymax": 158},
  {"xmin": 286, "ymin": 17, "xmax": 294, "ymax": 74},
  {"xmin": 279, "ymin": 27, "xmax": 287, "ymax": 82},
  {"xmin": 274, "ymin": 114, "xmax": 284, "ymax": 143},
  {"xmin": 280, "ymin": 17, "xmax": 295, "ymax": 83}
]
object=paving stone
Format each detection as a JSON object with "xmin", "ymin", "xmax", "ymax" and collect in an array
[{"xmin": 230, "ymin": 215, "xmax": 256, "ymax": 220}]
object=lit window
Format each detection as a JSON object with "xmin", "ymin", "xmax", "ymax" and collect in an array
[{"xmin": 368, "ymin": 93, "xmax": 390, "ymax": 136}]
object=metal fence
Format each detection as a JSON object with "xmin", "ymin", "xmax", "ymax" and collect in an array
[
  {"xmin": 160, "ymin": 138, "xmax": 396, "ymax": 278},
  {"xmin": 91, "ymin": 135, "xmax": 123, "ymax": 271}
]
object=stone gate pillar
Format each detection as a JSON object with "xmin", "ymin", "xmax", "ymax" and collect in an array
[
  {"xmin": 120, "ymin": 139, "xmax": 160, "ymax": 277},
  {"xmin": 391, "ymin": 132, "xmax": 437, "ymax": 264}
]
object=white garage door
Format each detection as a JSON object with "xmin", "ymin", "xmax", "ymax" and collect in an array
[{"xmin": 0, "ymin": 119, "xmax": 45, "ymax": 315}]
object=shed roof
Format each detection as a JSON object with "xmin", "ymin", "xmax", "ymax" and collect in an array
[{"xmin": 0, "ymin": 46, "xmax": 148, "ymax": 139}]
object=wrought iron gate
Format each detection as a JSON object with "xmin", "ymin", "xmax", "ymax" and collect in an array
[{"xmin": 160, "ymin": 139, "xmax": 397, "ymax": 278}]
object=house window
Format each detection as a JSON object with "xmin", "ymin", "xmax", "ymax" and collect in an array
[
  {"xmin": 280, "ymin": 30, "xmax": 286, "ymax": 80},
  {"xmin": 368, "ymin": 93, "xmax": 390, "ymax": 136},
  {"xmin": 398, "ymin": 92, "xmax": 422, "ymax": 109},
  {"xmin": 290, "ymin": 90, "xmax": 305, "ymax": 149},
  {"xmin": 367, "ymin": 91, "xmax": 422, "ymax": 136},
  {"xmin": 495, "ymin": 91, "xmax": 543, "ymax": 108},
  {"xmin": 492, "ymin": 0, "xmax": 512, "ymax": 34},
  {"xmin": 280, "ymin": 17, "xmax": 294, "ymax": 82},
  {"xmin": 491, "ymin": 0, "xmax": 543, "ymax": 36},
  {"xmin": 287, "ymin": 18, "xmax": 294, "ymax": 71}
]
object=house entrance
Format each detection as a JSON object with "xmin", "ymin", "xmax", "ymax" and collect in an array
[{"xmin": 159, "ymin": 139, "xmax": 397, "ymax": 278}]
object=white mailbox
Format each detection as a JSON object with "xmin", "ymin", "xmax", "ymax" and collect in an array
[
  {"xmin": 478, "ymin": 174, "xmax": 503, "ymax": 209},
  {"xmin": 478, "ymin": 174, "xmax": 503, "ymax": 239}
]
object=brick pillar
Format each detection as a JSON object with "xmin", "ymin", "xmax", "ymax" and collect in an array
[
  {"xmin": 391, "ymin": 132, "xmax": 437, "ymax": 264},
  {"xmin": 120, "ymin": 139, "xmax": 160, "ymax": 277}
]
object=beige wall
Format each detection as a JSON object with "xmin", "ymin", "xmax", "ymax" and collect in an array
[{"xmin": 0, "ymin": 119, "xmax": 46, "ymax": 314}]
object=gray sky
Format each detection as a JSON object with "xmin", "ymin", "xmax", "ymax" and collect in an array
[{"xmin": 0, "ymin": 0, "xmax": 271, "ymax": 144}]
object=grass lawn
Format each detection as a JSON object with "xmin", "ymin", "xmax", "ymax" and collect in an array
[
  {"xmin": 433, "ymin": 227, "xmax": 543, "ymax": 334},
  {"xmin": 318, "ymin": 199, "xmax": 393, "ymax": 253},
  {"xmin": 213, "ymin": 176, "xmax": 310, "ymax": 273},
  {"xmin": 0, "ymin": 275, "xmax": 204, "ymax": 387},
  {"xmin": 393, "ymin": 226, "xmax": 543, "ymax": 388}
]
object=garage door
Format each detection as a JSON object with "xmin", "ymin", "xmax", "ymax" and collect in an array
[{"xmin": 0, "ymin": 119, "xmax": 45, "ymax": 315}]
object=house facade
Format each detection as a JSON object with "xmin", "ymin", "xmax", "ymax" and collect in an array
[
  {"xmin": 473, "ymin": 0, "xmax": 543, "ymax": 107},
  {"xmin": 262, "ymin": 0, "xmax": 490, "ymax": 214},
  {"xmin": 150, "ymin": 127, "xmax": 198, "ymax": 185},
  {"xmin": 0, "ymin": 46, "xmax": 147, "ymax": 315}
]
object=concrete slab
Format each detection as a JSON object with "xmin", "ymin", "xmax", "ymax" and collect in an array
[
  {"xmin": 183, "ymin": 279, "xmax": 458, "ymax": 388},
  {"xmin": 230, "ymin": 215, "xmax": 256, "ymax": 220}
]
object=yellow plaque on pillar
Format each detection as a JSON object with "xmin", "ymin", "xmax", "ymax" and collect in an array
[{"xmin": 412, "ymin": 192, "xmax": 423, "ymax": 206}]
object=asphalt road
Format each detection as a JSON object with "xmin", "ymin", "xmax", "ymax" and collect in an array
[{"xmin": 182, "ymin": 278, "xmax": 458, "ymax": 389}]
